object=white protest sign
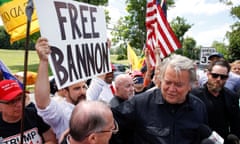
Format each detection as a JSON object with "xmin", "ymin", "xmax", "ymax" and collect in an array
[
  {"xmin": 200, "ymin": 47, "xmax": 216, "ymax": 65},
  {"xmin": 34, "ymin": 0, "xmax": 110, "ymax": 89}
]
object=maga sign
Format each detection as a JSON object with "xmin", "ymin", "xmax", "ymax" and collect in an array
[{"xmin": 34, "ymin": 0, "xmax": 109, "ymax": 89}]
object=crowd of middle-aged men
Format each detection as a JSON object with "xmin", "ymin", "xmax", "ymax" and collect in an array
[{"xmin": 0, "ymin": 37, "xmax": 240, "ymax": 144}]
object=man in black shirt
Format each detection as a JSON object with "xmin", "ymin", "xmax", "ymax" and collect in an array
[
  {"xmin": 0, "ymin": 79, "xmax": 57, "ymax": 143},
  {"xmin": 191, "ymin": 60, "xmax": 240, "ymax": 140}
]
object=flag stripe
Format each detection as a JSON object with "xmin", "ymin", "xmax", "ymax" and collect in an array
[
  {"xmin": 146, "ymin": 0, "xmax": 181, "ymax": 66},
  {"xmin": 157, "ymin": 5, "xmax": 181, "ymax": 49}
]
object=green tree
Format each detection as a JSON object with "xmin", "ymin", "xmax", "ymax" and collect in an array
[
  {"xmin": 226, "ymin": 5, "xmax": 240, "ymax": 61},
  {"xmin": 111, "ymin": 0, "xmax": 193, "ymax": 58},
  {"xmin": 182, "ymin": 37, "xmax": 197, "ymax": 59},
  {"xmin": 111, "ymin": 17, "xmax": 129, "ymax": 57},
  {"xmin": 211, "ymin": 41, "xmax": 228, "ymax": 58},
  {"xmin": 111, "ymin": 0, "xmax": 175, "ymax": 50},
  {"xmin": 0, "ymin": 26, "xmax": 10, "ymax": 49},
  {"xmin": 171, "ymin": 16, "xmax": 192, "ymax": 55},
  {"xmin": 170, "ymin": 16, "xmax": 192, "ymax": 44}
]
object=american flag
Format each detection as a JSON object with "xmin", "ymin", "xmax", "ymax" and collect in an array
[{"xmin": 146, "ymin": 0, "xmax": 181, "ymax": 65}]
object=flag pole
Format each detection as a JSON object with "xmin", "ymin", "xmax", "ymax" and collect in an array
[{"xmin": 20, "ymin": 0, "xmax": 34, "ymax": 143}]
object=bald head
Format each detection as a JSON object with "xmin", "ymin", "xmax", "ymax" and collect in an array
[
  {"xmin": 114, "ymin": 74, "xmax": 134, "ymax": 100},
  {"xmin": 115, "ymin": 74, "xmax": 132, "ymax": 87},
  {"xmin": 69, "ymin": 101, "xmax": 113, "ymax": 142}
]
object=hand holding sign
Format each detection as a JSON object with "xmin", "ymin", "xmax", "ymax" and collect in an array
[
  {"xmin": 35, "ymin": 38, "xmax": 51, "ymax": 61},
  {"xmin": 34, "ymin": 0, "xmax": 110, "ymax": 89}
]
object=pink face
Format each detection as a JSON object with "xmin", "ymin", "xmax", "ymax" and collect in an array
[
  {"xmin": 231, "ymin": 64, "xmax": 240, "ymax": 75},
  {"xmin": 207, "ymin": 65, "xmax": 228, "ymax": 92},
  {"xmin": 0, "ymin": 94, "xmax": 23, "ymax": 121},
  {"xmin": 105, "ymin": 72, "xmax": 114, "ymax": 84},
  {"xmin": 116, "ymin": 76, "xmax": 134, "ymax": 100},
  {"xmin": 161, "ymin": 66, "xmax": 191, "ymax": 104},
  {"xmin": 67, "ymin": 81, "xmax": 87, "ymax": 105}
]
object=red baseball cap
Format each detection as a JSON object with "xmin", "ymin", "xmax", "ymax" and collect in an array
[
  {"xmin": 0, "ymin": 80, "xmax": 22, "ymax": 102},
  {"xmin": 131, "ymin": 70, "xmax": 143, "ymax": 78}
]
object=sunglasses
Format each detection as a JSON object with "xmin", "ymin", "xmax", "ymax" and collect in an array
[{"xmin": 210, "ymin": 73, "xmax": 228, "ymax": 80}]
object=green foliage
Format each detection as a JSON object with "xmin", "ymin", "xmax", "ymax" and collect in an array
[
  {"xmin": 111, "ymin": 0, "xmax": 192, "ymax": 59},
  {"xmin": 76, "ymin": 0, "xmax": 108, "ymax": 6},
  {"xmin": 117, "ymin": 54, "xmax": 127, "ymax": 60},
  {"xmin": 211, "ymin": 41, "xmax": 228, "ymax": 58},
  {"xmin": 0, "ymin": 26, "xmax": 10, "ymax": 48},
  {"xmin": 182, "ymin": 37, "xmax": 197, "ymax": 59},
  {"xmin": 0, "ymin": 27, "xmax": 40, "ymax": 50},
  {"xmin": 170, "ymin": 16, "xmax": 192, "ymax": 43},
  {"xmin": 112, "ymin": 0, "xmax": 173, "ymax": 51},
  {"xmin": 171, "ymin": 17, "xmax": 192, "ymax": 55},
  {"xmin": 110, "ymin": 55, "xmax": 128, "ymax": 65},
  {"xmin": 226, "ymin": 5, "xmax": 240, "ymax": 61},
  {"xmin": 0, "ymin": 49, "xmax": 39, "ymax": 73},
  {"xmin": 104, "ymin": 9, "xmax": 111, "ymax": 25},
  {"xmin": 111, "ymin": 0, "xmax": 147, "ymax": 51},
  {"xmin": 228, "ymin": 28, "xmax": 240, "ymax": 61},
  {"xmin": 231, "ymin": 6, "xmax": 240, "ymax": 19}
]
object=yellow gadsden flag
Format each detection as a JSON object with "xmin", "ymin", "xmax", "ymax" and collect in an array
[
  {"xmin": 127, "ymin": 43, "xmax": 140, "ymax": 71},
  {"xmin": 0, "ymin": 0, "xmax": 39, "ymax": 43}
]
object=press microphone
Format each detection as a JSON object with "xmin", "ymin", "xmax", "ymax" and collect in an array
[
  {"xmin": 226, "ymin": 134, "xmax": 239, "ymax": 144},
  {"xmin": 198, "ymin": 124, "xmax": 224, "ymax": 144}
]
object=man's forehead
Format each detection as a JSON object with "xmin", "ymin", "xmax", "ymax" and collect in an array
[
  {"xmin": 69, "ymin": 81, "xmax": 86, "ymax": 87},
  {"xmin": 211, "ymin": 65, "xmax": 228, "ymax": 73}
]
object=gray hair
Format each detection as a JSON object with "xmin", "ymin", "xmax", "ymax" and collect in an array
[{"xmin": 159, "ymin": 54, "xmax": 196, "ymax": 85}]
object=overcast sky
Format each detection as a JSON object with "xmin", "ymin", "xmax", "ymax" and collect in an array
[{"xmin": 106, "ymin": 0, "xmax": 240, "ymax": 46}]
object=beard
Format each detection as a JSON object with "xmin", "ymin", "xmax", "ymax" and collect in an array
[
  {"xmin": 76, "ymin": 95, "xmax": 86, "ymax": 104},
  {"xmin": 207, "ymin": 81, "xmax": 224, "ymax": 93},
  {"xmin": 70, "ymin": 94, "xmax": 86, "ymax": 105}
]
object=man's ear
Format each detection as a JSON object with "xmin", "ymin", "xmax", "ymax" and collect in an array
[
  {"xmin": 88, "ymin": 133, "xmax": 97, "ymax": 144},
  {"xmin": 62, "ymin": 89, "xmax": 69, "ymax": 96}
]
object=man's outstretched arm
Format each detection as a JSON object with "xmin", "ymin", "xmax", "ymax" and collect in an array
[{"xmin": 34, "ymin": 37, "xmax": 51, "ymax": 109}]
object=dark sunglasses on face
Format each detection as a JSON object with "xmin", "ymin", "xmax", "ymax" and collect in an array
[{"xmin": 210, "ymin": 73, "xmax": 228, "ymax": 80}]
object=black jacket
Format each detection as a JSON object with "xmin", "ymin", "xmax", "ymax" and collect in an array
[
  {"xmin": 191, "ymin": 85, "xmax": 240, "ymax": 140},
  {"xmin": 111, "ymin": 87, "xmax": 208, "ymax": 144}
]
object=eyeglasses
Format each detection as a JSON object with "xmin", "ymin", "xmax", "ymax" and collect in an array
[
  {"xmin": 0, "ymin": 96, "xmax": 22, "ymax": 105},
  {"xmin": 210, "ymin": 73, "xmax": 228, "ymax": 80},
  {"xmin": 73, "ymin": 120, "xmax": 119, "ymax": 142},
  {"xmin": 96, "ymin": 120, "xmax": 119, "ymax": 135}
]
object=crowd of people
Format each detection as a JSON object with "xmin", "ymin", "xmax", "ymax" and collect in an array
[{"xmin": 0, "ymin": 37, "xmax": 240, "ymax": 144}]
